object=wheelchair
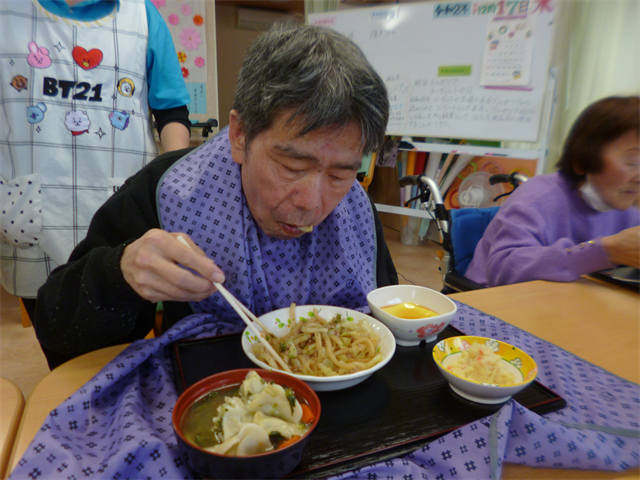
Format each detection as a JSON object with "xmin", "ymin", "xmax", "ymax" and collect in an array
[{"xmin": 398, "ymin": 172, "xmax": 527, "ymax": 294}]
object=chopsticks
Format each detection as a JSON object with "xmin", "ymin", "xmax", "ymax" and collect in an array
[
  {"xmin": 214, "ymin": 285, "xmax": 293, "ymax": 374},
  {"xmin": 176, "ymin": 235, "xmax": 292, "ymax": 373}
]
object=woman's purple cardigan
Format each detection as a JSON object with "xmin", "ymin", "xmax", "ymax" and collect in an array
[{"xmin": 465, "ymin": 172, "xmax": 640, "ymax": 287}]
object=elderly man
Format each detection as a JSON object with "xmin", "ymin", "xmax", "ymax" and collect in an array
[{"xmin": 34, "ymin": 22, "xmax": 398, "ymax": 369}]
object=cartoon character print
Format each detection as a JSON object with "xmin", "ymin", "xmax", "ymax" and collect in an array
[
  {"xmin": 64, "ymin": 110, "xmax": 91, "ymax": 136},
  {"xmin": 72, "ymin": 46, "xmax": 103, "ymax": 70},
  {"xmin": 27, "ymin": 41, "xmax": 52, "ymax": 68},
  {"xmin": 109, "ymin": 110, "xmax": 130, "ymax": 130},
  {"xmin": 26, "ymin": 103, "xmax": 46, "ymax": 124},
  {"xmin": 117, "ymin": 78, "xmax": 135, "ymax": 97},
  {"xmin": 10, "ymin": 75, "xmax": 28, "ymax": 92}
]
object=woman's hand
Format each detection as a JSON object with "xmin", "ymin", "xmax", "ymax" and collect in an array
[
  {"xmin": 602, "ymin": 225, "xmax": 640, "ymax": 268},
  {"xmin": 120, "ymin": 229, "xmax": 225, "ymax": 303}
]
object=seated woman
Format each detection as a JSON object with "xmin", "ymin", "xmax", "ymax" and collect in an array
[{"xmin": 465, "ymin": 96, "xmax": 639, "ymax": 287}]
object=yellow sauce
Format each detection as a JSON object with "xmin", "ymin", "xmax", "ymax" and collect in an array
[{"xmin": 381, "ymin": 302, "xmax": 439, "ymax": 319}]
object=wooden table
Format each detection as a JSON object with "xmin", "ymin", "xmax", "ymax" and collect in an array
[
  {"xmin": 449, "ymin": 277, "xmax": 639, "ymax": 384},
  {"xmin": 449, "ymin": 277, "xmax": 640, "ymax": 480},
  {"xmin": 7, "ymin": 344, "xmax": 128, "ymax": 476},
  {"xmin": 7, "ymin": 278, "xmax": 640, "ymax": 479},
  {"xmin": 0, "ymin": 378, "xmax": 24, "ymax": 480}
]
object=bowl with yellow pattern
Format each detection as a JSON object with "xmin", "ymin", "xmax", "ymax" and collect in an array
[{"xmin": 432, "ymin": 336, "xmax": 538, "ymax": 404}]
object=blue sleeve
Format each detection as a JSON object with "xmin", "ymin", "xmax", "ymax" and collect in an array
[{"xmin": 145, "ymin": 0, "xmax": 192, "ymax": 110}]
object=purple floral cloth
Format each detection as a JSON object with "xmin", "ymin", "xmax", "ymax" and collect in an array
[
  {"xmin": 9, "ymin": 302, "xmax": 640, "ymax": 479},
  {"xmin": 334, "ymin": 303, "xmax": 640, "ymax": 479}
]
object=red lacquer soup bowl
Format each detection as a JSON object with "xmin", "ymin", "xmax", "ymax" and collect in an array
[{"xmin": 172, "ymin": 368, "xmax": 321, "ymax": 479}]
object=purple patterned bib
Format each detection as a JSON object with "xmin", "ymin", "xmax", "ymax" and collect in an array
[{"xmin": 157, "ymin": 128, "xmax": 379, "ymax": 330}]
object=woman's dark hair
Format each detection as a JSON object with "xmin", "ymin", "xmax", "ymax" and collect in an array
[
  {"xmin": 556, "ymin": 96, "xmax": 639, "ymax": 187},
  {"xmin": 232, "ymin": 22, "xmax": 389, "ymax": 155}
]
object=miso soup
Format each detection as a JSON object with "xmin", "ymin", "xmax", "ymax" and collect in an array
[
  {"xmin": 181, "ymin": 371, "xmax": 314, "ymax": 456},
  {"xmin": 182, "ymin": 386, "xmax": 235, "ymax": 448}
]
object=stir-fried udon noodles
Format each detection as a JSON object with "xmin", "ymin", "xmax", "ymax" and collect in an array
[{"xmin": 251, "ymin": 306, "xmax": 383, "ymax": 376}]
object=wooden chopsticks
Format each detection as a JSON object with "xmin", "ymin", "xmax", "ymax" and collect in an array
[{"xmin": 176, "ymin": 235, "xmax": 292, "ymax": 373}]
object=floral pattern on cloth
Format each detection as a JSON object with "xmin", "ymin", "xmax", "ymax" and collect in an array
[
  {"xmin": 333, "ymin": 303, "xmax": 640, "ymax": 479},
  {"xmin": 0, "ymin": 174, "xmax": 42, "ymax": 248},
  {"xmin": 8, "ymin": 302, "xmax": 640, "ymax": 480}
]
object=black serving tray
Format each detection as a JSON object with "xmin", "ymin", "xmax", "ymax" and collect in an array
[
  {"xmin": 171, "ymin": 325, "xmax": 566, "ymax": 478},
  {"xmin": 590, "ymin": 266, "xmax": 640, "ymax": 292}
]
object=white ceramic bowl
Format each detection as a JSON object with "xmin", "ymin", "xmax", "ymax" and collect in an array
[
  {"xmin": 432, "ymin": 336, "xmax": 539, "ymax": 404},
  {"xmin": 367, "ymin": 285, "xmax": 457, "ymax": 346},
  {"xmin": 241, "ymin": 305, "xmax": 396, "ymax": 392}
]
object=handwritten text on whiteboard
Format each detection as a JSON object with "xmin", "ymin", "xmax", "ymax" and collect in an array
[
  {"xmin": 434, "ymin": 0, "xmax": 552, "ymax": 18},
  {"xmin": 434, "ymin": 3, "xmax": 471, "ymax": 18},
  {"xmin": 473, "ymin": 1, "xmax": 529, "ymax": 16},
  {"xmin": 386, "ymin": 76, "xmax": 535, "ymax": 135}
]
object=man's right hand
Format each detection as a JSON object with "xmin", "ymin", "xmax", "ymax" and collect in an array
[{"xmin": 120, "ymin": 229, "xmax": 226, "ymax": 303}]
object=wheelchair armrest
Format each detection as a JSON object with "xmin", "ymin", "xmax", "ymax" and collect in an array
[{"xmin": 442, "ymin": 271, "xmax": 486, "ymax": 294}]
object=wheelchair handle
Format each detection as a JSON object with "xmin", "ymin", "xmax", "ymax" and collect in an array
[
  {"xmin": 398, "ymin": 174, "xmax": 448, "ymax": 235},
  {"xmin": 398, "ymin": 174, "xmax": 423, "ymax": 187},
  {"xmin": 489, "ymin": 172, "xmax": 528, "ymax": 187},
  {"xmin": 399, "ymin": 174, "xmax": 445, "ymax": 204}
]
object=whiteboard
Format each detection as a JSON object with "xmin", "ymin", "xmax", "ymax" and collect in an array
[{"xmin": 309, "ymin": 0, "xmax": 557, "ymax": 142}]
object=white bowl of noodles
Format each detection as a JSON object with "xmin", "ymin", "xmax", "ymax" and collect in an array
[{"xmin": 241, "ymin": 305, "xmax": 396, "ymax": 391}]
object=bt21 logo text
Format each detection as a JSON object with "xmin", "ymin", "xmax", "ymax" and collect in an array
[{"xmin": 43, "ymin": 77, "xmax": 103, "ymax": 102}]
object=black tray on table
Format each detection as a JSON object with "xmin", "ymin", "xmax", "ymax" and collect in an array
[
  {"xmin": 171, "ymin": 325, "xmax": 566, "ymax": 478},
  {"xmin": 590, "ymin": 266, "xmax": 640, "ymax": 291}
]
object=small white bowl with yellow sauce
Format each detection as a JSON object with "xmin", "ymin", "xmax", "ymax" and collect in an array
[{"xmin": 366, "ymin": 285, "xmax": 457, "ymax": 346}]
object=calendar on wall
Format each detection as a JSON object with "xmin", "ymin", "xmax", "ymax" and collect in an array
[
  {"xmin": 309, "ymin": 0, "xmax": 556, "ymax": 142},
  {"xmin": 480, "ymin": 15, "xmax": 536, "ymax": 87}
]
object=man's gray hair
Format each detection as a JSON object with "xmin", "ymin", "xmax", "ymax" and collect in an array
[{"xmin": 232, "ymin": 22, "xmax": 389, "ymax": 155}]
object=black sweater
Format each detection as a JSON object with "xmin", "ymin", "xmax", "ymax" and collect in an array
[{"xmin": 34, "ymin": 148, "xmax": 399, "ymax": 368}]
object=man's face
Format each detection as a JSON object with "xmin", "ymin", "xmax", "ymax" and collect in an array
[
  {"xmin": 229, "ymin": 110, "xmax": 364, "ymax": 239},
  {"xmin": 588, "ymin": 130, "xmax": 640, "ymax": 210}
]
